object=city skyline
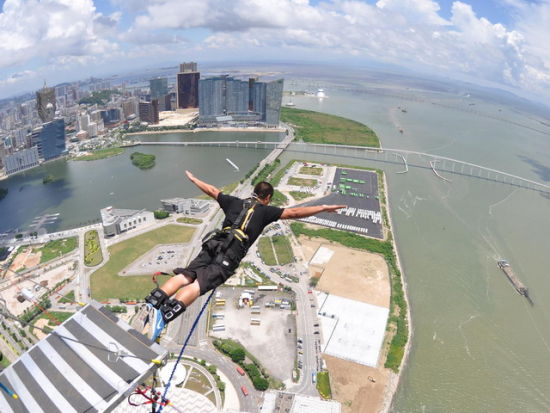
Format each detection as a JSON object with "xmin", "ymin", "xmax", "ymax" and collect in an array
[{"xmin": 0, "ymin": 1, "xmax": 549, "ymax": 105}]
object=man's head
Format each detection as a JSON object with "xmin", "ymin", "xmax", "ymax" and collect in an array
[{"xmin": 253, "ymin": 181, "xmax": 274, "ymax": 205}]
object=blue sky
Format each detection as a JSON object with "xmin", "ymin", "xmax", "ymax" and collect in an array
[{"xmin": 1, "ymin": 0, "xmax": 549, "ymax": 104}]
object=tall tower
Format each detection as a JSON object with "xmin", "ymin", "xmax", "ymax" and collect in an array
[
  {"xmin": 149, "ymin": 78, "xmax": 168, "ymax": 101},
  {"xmin": 176, "ymin": 62, "xmax": 199, "ymax": 109},
  {"xmin": 36, "ymin": 82, "xmax": 56, "ymax": 123}
]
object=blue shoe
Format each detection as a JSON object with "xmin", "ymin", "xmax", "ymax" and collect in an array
[
  {"xmin": 134, "ymin": 303, "xmax": 166, "ymax": 342},
  {"xmin": 148, "ymin": 304, "xmax": 166, "ymax": 342}
]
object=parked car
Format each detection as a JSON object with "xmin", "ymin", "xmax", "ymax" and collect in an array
[{"xmin": 241, "ymin": 385, "xmax": 249, "ymax": 396}]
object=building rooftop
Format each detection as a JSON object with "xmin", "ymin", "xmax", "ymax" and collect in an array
[
  {"xmin": 100, "ymin": 206, "xmax": 149, "ymax": 225},
  {"xmin": 0, "ymin": 301, "xmax": 166, "ymax": 413},
  {"xmin": 316, "ymin": 292, "xmax": 389, "ymax": 367}
]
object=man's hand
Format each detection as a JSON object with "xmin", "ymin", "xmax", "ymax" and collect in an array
[
  {"xmin": 185, "ymin": 170, "xmax": 195, "ymax": 181},
  {"xmin": 323, "ymin": 205, "xmax": 347, "ymax": 213}
]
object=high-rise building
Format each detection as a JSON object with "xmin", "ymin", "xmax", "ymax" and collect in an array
[
  {"xmin": 30, "ymin": 119, "xmax": 66, "ymax": 161},
  {"xmin": 179, "ymin": 62, "xmax": 197, "ymax": 73},
  {"xmin": 150, "ymin": 78, "xmax": 168, "ymax": 101},
  {"xmin": 4, "ymin": 147, "xmax": 40, "ymax": 175},
  {"xmin": 36, "ymin": 84, "xmax": 56, "ymax": 123},
  {"xmin": 265, "ymin": 79, "xmax": 284, "ymax": 126},
  {"xmin": 199, "ymin": 76, "xmax": 227, "ymax": 119},
  {"xmin": 122, "ymin": 97, "xmax": 139, "ymax": 120},
  {"xmin": 251, "ymin": 79, "xmax": 284, "ymax": 126},
  {"xmin": 177, "ymin": 72, "xmax": 200, "ymax": 109},
  {"xmin": 225, "ymin": 78, "xmax": 249, "ymax": 114},
  {"xmin": 139, "ymin": 100, "xmax": 159, "ymax": 124}
]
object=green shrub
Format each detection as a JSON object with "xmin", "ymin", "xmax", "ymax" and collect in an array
[{"xmin": 154, "ymin": 210, "xmax": 170, "ymax": 219}]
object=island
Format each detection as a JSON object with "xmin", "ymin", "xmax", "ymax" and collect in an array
[
  {"xmin": 130, "ymin": 152, "xmax": 156, "ymax": 169},
  {"xmin": 42, "ymin": 174, "xmax": 56, "ymax": 184}
]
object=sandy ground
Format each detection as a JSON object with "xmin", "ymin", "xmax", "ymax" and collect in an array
[
  {"xmin": 299, "ymin": 236, "xmax": 390, "ymax": 308},
  {"xmin": 297, "ymin": 235, "xmax": 391, "ymax": 413},
  {"xmin": 8, "ymin": 247, "xmax": 41, "ymax": 273},
  {"xmin": 324, "ymin": 354, "xmax": 390, "ymax": 413},
  {"xmin": 3, "ymin": 262, "xmax": 76, "ymax": 316},
  {"xmin": 33, "ymin": 318, "xmax": 49, "ymax": 340}
]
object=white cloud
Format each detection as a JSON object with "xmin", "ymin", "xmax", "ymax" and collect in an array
[
  {"xmin": 127, "ymin": 0, "xmax": 550, "ymax": 99},
  {"xmin": 0, "ymin": 0, "xmax": 117, "ymax": 69}
]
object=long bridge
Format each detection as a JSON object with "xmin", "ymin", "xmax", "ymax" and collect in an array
[{"xmin": 138, "ymin": 140, "xmax": 550, "ymax": 194}]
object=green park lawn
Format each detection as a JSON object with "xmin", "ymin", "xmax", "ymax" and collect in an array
[
  {"xmin": 35, "ymin": 237, "xmax": 78, "ymax": 263},
  {"xmin": 281, "ymin": 107, "xmax": 380, "ymax": 147},
  {"xmin": 257, "ymin": 237, "xmax": 277, "ymax": 266},
  {"xmin": 177, "ymin": 217, "xmax": 203, "ymax": 225},
  {"xmin": 299, "ymin": 166, "xmax": 322, "ymax": 175},
  {"xmin": 288, "ymin": 177, "xmax": 318, "ymax": 187},
  {"xmin": 316, "ymin": 371, "xmax": 332, "ymax": 398},
  {"xmin": 289, "ymin": 191, "xmax": 311, "ymax": 201},
  {"xmin": 58, "ymin": 290, "xmax": 75, "ymax": 304},
  {"xmin": 271, "ymin": 236, "xmax": 294, "ymax": 265},
  {"xmin": 74, "ymin": 147, "xmax": 124, "ymax": 161},
  {"xmin": 84, "ymin": 230, "xmax": 103, "ymax": 267},
  {"xmin": 90, "ymin": 225, "xmax": 195, "ymax": 301}
]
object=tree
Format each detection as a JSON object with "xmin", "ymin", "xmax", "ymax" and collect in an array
[
  {"xmin": 230, "ymin": 347, "xmax": 245, "ymax": 363},
  {"xmin": 154, "ymin": 210, "xmax": 169, "ymax": 219},
  {"xmin": 15, "ymin": 233, "xmax": 23, "ymax": 240},
  {"xmin": 252, "ymin": 377, "xmax": 269, "ymax": 391}
]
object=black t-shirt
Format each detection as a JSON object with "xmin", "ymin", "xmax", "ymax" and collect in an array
[{"xmin": 217, "ymin": 193, "xmax": 284, "ymax": 247}]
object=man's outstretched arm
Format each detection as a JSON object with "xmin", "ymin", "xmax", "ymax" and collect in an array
[
  {"xmin": 280, "ymin": 204, "xmax": 346, "ymax": 220},
  {"xmin": 186, "ymin": 170, "xmax": 221, "ymax": 200}
]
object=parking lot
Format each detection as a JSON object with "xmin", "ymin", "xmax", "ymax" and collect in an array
[
  {"xmin": 123, "ymin": 244, "xmax": 188, "ymax": 275},
  {"xmin": 297, "ymin": 168, "xmax": 383, "ymax": 238},
  {"xmin": 210, "ymin": 286, "xmax": 297, "ymax": 382}
]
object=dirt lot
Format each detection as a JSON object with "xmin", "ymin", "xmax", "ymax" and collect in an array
[
  {"xmin": 298, "ymin": 235, "xmax": 391, "ymax": 413},
  {"xmin": 8, "ymin": 247, "xmax": 41, "ymax": 273},
  {"xmin": 325, "ymin": 354, "xmax": 390, "ymax": 413},
  {"xmin": 299, "ymin": 236, "xmax": 390, "ymax": 308},
  {"xmin": 3, "ymin": 262, "xmax": 76, "ymax": 316},
  {"xmin": 210, "ymin": 287, "xmax": 296, "ymax": 382}
]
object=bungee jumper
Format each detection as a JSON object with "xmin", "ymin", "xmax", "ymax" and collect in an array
[{"xmin": 137, "ymin": 170, "xmax": 345, "ymax": 341}]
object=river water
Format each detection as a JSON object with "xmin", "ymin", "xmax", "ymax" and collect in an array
[
  {"xmin": 2, "ymin": 67, "xmax": 550, "ymax": 412},
  {"xmin": 0, "ymin": 131, "xmax": 274, "ymax": 233}
]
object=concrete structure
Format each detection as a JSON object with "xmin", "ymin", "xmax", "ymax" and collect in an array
[
  {"xmin": 160, "ymin": 198, "xmax": 210, "ymax": 214},
  {"xmin": 316, "ymin": 292, "xmax": 389, "ymax": 367},
  {"xmin": 100, "ymin": 206, "xmax": 154, "ymax": 237},
  {"xmin": 36, "ymin": 84, "xmax": 56, "ymax": 123},
  {"xmin": 261, "ymin": 391, "xmax": 341, "ymax": 413},
  {"xmin": 4, "ymin": 147, "xmax": 40, "ymax": 175},
  {"xmin": 0, "ymin": 302, "xmax": 166, "ymax": 413}
]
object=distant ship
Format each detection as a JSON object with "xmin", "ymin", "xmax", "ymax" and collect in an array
[{"xmin": 316, "ymin": 88, "xmax": 326, "ymax": 98}]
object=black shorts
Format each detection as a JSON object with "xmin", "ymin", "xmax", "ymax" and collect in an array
[{"xmin": 180, "ymin": 247, "xmax": 239, "ymax": 295}]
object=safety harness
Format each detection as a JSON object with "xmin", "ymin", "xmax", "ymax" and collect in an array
[{"xmin": 203, "ymin": 196, "xmax": 259, "ymax": 255}]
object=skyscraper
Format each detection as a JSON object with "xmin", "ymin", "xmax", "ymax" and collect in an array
[
  {"xmin": 251, "ymin": 79, "xmax": 284, "ymax": 126},
  {"xmin": 265, "ymin": 79, "xmax": 284, "ymax": 126},
  {"xmin": 30, "ymin": 119, "xmax": 66, "ymax": 161},
  {"xmin": 199, "ymin": 76, "xmax": 228, "ymax": 119},
  {"xmin": 179, "ymin": 62, "xmax": 197, "ymax": 73},
  {"xmin": 177, "ymin": 72, "xmax": 200, "ymax": 109},
  {"xmin": 36, "ymin": 84, "xmax": 56, "ymax": 123},
  {"xmin": 176, "ymin": 62, "xmax": 199, "ymax": 109},
  {"xmin": 139, "ymin": 100, "xmax": 159, "ymax": 124},
  {"xmin": 149, "ymin": 78, "xmax": 168, "ymax": 101}
]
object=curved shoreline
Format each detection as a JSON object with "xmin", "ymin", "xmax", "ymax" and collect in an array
[{"xmin": 380, "ymin": 172, "xmax": 413, "ymax": 413}]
